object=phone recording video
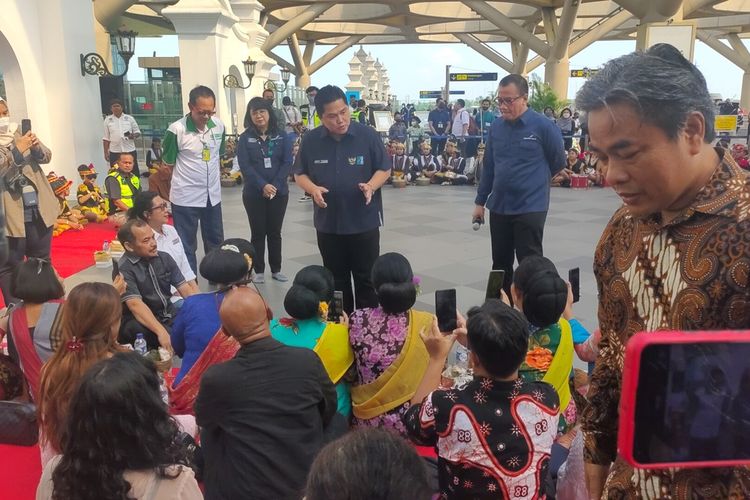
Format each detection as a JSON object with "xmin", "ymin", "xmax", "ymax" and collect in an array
[
  {"xmin": 111, "ymin": 258, "xmax": 119, "ymax": 281},
  {"xmin": 568, "ymin": 267, "xmax": 580, "ymax": 303},
  {"xmin": 21, "ymin": 119, "xmax": 31, "ymax": 136},
  {"xmin": 327, "ymin": 291, "xmax": 344, "ymax": 322},
  {"xmin": 619, "ymin": 331, "xmax": 750, "ymax": 469},
  {"xmin": 485, "ymin": 270, "xmax": 505, "ymax": 301},
  {"xmin": 435, "ymin": 289, "xmax": 457, "ymax": 333}
]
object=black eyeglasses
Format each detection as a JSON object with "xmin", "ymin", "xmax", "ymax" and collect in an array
[
  {"xmin": 496, "ymin": 95, "xmax": 526, "ymax": 106},
  {"xmin": 148, "ymin": 202, "xmax": 169, "ymax": 212},
  {"xmin": 194, "ymin": 110, "xmax": 215, "ymax": 117}
]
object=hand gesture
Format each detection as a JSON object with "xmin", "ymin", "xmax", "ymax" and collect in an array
[
  {"xmin": 14, "ymin": 132, "xmax": 33, "ymax": 153},
  {"xmin": 311, "ymin": 185, "xmax": 329, "ymax": 208},
  {"xmin": 358, "ymin": 182, "xmax": 374, "ymax": 205},
  {"xmin": 28, "ymin": 133, "xmax": 40, "ymax": 148},
  {"xmin": 454, "ymin": 310, "xmax": 468, "ymax": 346},
  {"xmin": 157, "ymin": 332, "xmax": 174, "ymax": 354},
  {"xmin": 420, "ymin": 316, "xmax": 457, "ymax": 361},
  {"xmin": 339, "ymin": 310, "xmax": 350, "ymax": 327},
  {"xmin": 262, "ymin": 184, "xmax": 277, "ymax": 199}
]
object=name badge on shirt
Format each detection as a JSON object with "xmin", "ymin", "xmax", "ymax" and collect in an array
[
  {"xmin": 438, "ymin": 122, "xmax": 444, "ymax": 129},
  {"xmin": 202, "ymin": 145, "xmax": 211, "ymax": 162},
  {"xmin": 264, "ymin": 157, "xmax": 273, "ymax": 169}
]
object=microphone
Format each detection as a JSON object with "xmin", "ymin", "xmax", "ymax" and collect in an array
[{"xmin": 472, "ymin": 217, "xmax": 483, "ymax": 231}]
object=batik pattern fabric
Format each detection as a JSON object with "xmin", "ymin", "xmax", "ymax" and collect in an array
[
  {"xmin": 349, "ymin": 307, "xmax": 412, "ymax": 436},
  {"xmin": 584, "ymin": 151, "xmax": 750, "ymax": 498},
  {"xmin": 519, "ymin": 322, "xmax": 576, "ymax": 434},
  {"xmin": 404, "ymin": 377, "xmax": 559, "ymax": 499}
]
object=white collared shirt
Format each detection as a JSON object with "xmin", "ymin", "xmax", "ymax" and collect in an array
[
  {"xmin": 153, "ymin": 224, "xmax": 196, "ymax": 283},
  {"xmin": 103, "ymin": 113, "xmax": 140, "ymax": 152}
]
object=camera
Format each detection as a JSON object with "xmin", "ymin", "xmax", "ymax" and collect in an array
[{"xmin": 5, "ymin": 168, "xmax": 29, "ymax": 196}]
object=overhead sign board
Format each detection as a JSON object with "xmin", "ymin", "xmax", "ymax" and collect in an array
[
  {"xmin": 449, "ymin": 72, "xmax": 498, "ymax": 82},
  {"xmin": 419, "ymin": 91, "xmax": 443, "ymax": 99},
  {"xmin": 449, "ymin": 90, "xmax": 465, "ymax": 95},
  {"xmin": 570, "ymin": 68, "xmax": 600, "ymax": 78},
  {"xmin": 715, "ymin": 115, "xmax": 738, "ymax": 133}
]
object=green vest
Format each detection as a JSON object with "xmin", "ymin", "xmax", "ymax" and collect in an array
[{"xmin": 107, "ymin": 170, "xmax": 140, "ymax": 209}]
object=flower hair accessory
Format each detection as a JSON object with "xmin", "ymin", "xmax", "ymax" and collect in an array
[
  {"xmin": 221, "ymin": 244, "xmax": 240, "ymax": 253},
  {"xmin": 66, "ymin": 336, "xmax": 84, "ymax": 352},
  {"xmin": 318, "ymin": 301, "xmax": 329, "ymax": 320},
  {"xmin": 412, "ymin": 276, "xmax": 422, "ymax": 295}
]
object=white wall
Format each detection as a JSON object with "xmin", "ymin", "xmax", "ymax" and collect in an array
[{"xmin": 1, "ymin": 0, "xmax": 103, "ymax": 181}]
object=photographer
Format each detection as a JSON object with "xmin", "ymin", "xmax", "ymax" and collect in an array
[{"xmin": 0, "ymin": 98, "xmax": 57, "ymax": 305}]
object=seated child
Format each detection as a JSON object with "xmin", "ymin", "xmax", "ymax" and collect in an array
[
  {"xmin": 581, "ymin": 151, "xmax": 604, "ymax": 186},
  {"xmin": 410, "ymin": 140, "xmax": 438, "ymax": 182},
  {"xmin": 404, "ymin": 300, "xmax": 559, "ymax": 499},
  {"xmin": 76, "ymin": 164, "xmax": 108, "ymax": 223},
  {"xmin": 48, "ymin": 173, "xmax": 86, "ymax": 236},
  {"xmin": 511, "ymin": 256, "xmax": 599, "ymax": 434},
  {"xmin": 551, "ymin": 149, "xmax": 582, "ymax": 187},
  {"xmin": 390, "ymin": 142, "xmax": 411, "ymax": 183},
  {"xmin": 433, "ymin": 139, "xmax": 468, "ymax": 185}
]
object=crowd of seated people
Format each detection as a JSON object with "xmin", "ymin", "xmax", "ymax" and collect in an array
[{"xmin": 0, "ymin": 244, "xmax": 607, "ymax": 500}]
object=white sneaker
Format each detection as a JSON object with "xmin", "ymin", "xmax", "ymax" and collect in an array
[
  {"xmin": 272, "ymin": 272, "xmax": 289, "ymax": 282},
  {"xmin": 298, "ymin": 194, "xmax": 312, "ymax": 202},
  {"xmin": 253, "ymin": 274, "xmax": 265, "ymax": 284}
]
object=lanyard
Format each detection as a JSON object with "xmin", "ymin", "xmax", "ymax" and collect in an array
[{"xmin": 259, "ymin": 135, "xmax": 275, "ymax": 159}]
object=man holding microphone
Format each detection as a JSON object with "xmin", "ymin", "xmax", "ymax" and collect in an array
[{"xmin": 294, "ymin": 85, "xmax": 390, "ymax": 313}]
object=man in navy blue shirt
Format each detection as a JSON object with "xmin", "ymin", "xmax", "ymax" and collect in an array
[
  {"xmin": 294, "ymin": 85, "xmax": 391, "ymax": 313},
  {"xmin": 428, "ymin": 97, "xmax": 451, "ymax": 155},
  {"xmin": 472, "ymin": 74, "xmax": 566, "ymax": 296}
]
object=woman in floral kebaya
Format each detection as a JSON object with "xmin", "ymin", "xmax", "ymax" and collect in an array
[{"xmin": 348, "ymin": 253, "xmax": 432, "ymax": 437}]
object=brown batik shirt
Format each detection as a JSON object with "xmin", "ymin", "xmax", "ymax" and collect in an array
[{"xmin": 584, "ymin": 150, "xmax": 750, "ymax": 499}]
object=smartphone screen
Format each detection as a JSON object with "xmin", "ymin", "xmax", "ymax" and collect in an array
[
  {"xmin": 568, "ymin": 268, "xmax": 580, "ymax": 303},
  {"xmin": 21, "ymin": 119, "xmax": 31, "ymax": 136},
  {"xmin": 485, "ymin": 270, "xmax": 505, "ymax": 301},
  {"xmin": 327, "ymin": 291, "xmax": 344, "ymax": 322},
  {"xmin": 631, "ymin": 341, "xmax": 750, "ymax": 465},
  {"xmin": 435, "ymin": 289, "xmax": 457, "ymax": 333},
  {"xmin": 111, "ymin": 258, "xmax": 119, "ymax": 281}
]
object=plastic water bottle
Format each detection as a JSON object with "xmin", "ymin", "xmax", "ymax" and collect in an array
[
  {"xmin": 102, "ymin": 240, "xmax": 110, "ymax": 254},
  {"xmin": 133, "ymin": 333, "xmax": 147, "ymax": 356},
  {"xmin": 159, "ymin": 374, "xmax": 169, "ymax": 406}
]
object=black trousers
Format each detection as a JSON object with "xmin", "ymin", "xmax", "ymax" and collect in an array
[
  {"xmin": 0, "ymin": 213, "xmax": 53, "ymax": 305},
  {"xmin": 489, "ymin": 211, "xmax": 547, "ymax": 296},
  {"xmin": 109, "ymin": 150, "xmax": 140, "ymax": 177},
  {"xmin": 119, "ymin": 314, "xmax": 172, "ymax": 350},
  {"xmin": 317, "ymin": 229, "xmax": 379, "ymax": 314},
  {"xmin": 242, "ymin": 191, "xmax": 289, "ymax": 274}
]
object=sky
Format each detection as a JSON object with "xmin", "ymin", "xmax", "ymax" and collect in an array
[{"xmin": 127, "ymin": 36, "xmax": 750, "ymax": 103}]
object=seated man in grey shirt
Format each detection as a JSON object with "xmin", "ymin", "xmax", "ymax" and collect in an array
[{"xmin": 116, "ymin": 219, "xmax": 196, "ymax": 350}]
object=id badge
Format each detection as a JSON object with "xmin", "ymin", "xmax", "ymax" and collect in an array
[
  {"xmin": 202, "ymin": 146, "xmax": 210, "ymax": 162},
  {"xmin": 264, "ymin": 157, "xmax": 273, "ymax": 169}
]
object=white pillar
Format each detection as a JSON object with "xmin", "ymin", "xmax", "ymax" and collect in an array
[
  {"xmin": 742, "ymin": 72, "xmax": 750, "ymax": 114},
  {"xmin": 544, "ymin": 57, "xmax": 570, "ymax": 99}
]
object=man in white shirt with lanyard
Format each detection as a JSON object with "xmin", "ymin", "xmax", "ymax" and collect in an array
[
  {"xmin": 103, "ymin": 98, "xmax": 142, "ymax": 176},
  {"xmin": 161, "ymin": 85, "xmax": 226, "ymax": 272}
]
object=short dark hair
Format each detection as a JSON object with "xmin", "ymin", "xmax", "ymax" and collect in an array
[
  {"xmin": 284, "ymin": 266, "xmax": 335, "ymax": 320},
  {"xmin": 118, "ymin": 151, "xmax": 135, "ymax": 161},
  {"xmin": 282, "ymin": 96, "xmax": 292, "ymax": 106},
  {"xmin": 456, "ymin": 99, "xmax": 465, "ymax": 107},
  {"xmin": 305, "ymin": 428, "xmax": 432, "ymax": 500},
  {"xmin": 481, "ymin": 98, "xmax": 491, "ymax": 104},
  {"xmin": 188, "ymin": 85, "xmax": 216, "ymax": 105},
  {"xmin": 128, "ymin": 191, "xmax": 159, "ymax": 221},
  {"xmin": 244, "ymin": 96, "xmax": 280, "ymax": 134},
  {"xmin": 513, "ymin": 256, "xmax": 567, "ymax": 328},
  {"xmin": 117, "ymin": 219, "xmax": 149, "ymax": 247},
  {"xmin": 356, "ymin": 99, "xmax": 366, "ymax": 108},
  {"xmin": 109, "ymin": 98, "xmax": 122, "ymax": 108},
  {"xmin": 372, "ymin": 253, "xmax": 416, "ymax": 314},
  {"xmin": 262, "ymin": 88, "xmax": 274, "ymax": 97},
  {"xmin": 199, "ymin": 248, "xmax": 250, "ymax": 286},
  {"xmin": 576, "ymin": 43, "xmax": 716, "ymax": 142},
  {"xmin": 499, "ymin": 74, "xmax": 529, "ymax": 96},
  {"xmin": 306, "ymin": 86, "xmax": 319, "ymax": 94},
  {"xmin": 466, "ymin": 300, "xmax": 529, "ymax": 378},
  {"xmin": 315, "ymin": 85, "xmax": 348, "ymax": 117},
  {"xmin": 11, "ymin": 258, "xmax": 65, "ymax": 303}
]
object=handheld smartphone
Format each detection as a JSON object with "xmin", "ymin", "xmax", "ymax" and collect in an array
[
  {"xmin": 618, "ymin": 330, "xmax": 750, "ymax": 469},
  {"xmin": 111, "ymin": 258, "xmax": 119, "ymax": 281},
  {"xmin": 21, "ymin": 119, "xmax": 31, "ymax": 136},
  {"xmin": 435, "ymin": 289, "xmax": 457, "ymax": 333},
  {"xmin": 568, "ymin": 267, "xmax": 580, "ymax": 303},
  {"xmin": 485, "ymin": 270, "xmax": 505, "ymax": 301},
  {"xmin": 327, "ymin": 291, "xmax": 344, "ymax": 322}
]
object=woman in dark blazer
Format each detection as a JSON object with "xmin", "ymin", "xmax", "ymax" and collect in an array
[{"xmin": 237, "ymin": 97, "xmax": 292, "ymax": 284}]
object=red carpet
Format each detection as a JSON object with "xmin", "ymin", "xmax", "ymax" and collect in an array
[
  {"xmin": 50, "ymin": 220, "xmax": 119, "ymax": 278},
  {"xmin": 0, "ymin": 444, "xmax": 42, "ymax": 499}
]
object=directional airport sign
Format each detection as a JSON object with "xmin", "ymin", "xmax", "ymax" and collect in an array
[
  {"xmin": 570, "ymin": 68, "xmax": 599, "ymax": 78},
  {"xmin": 449, "ymin": 90, "xmax": 465, "ymax": 95},
  {"xmin": 449, "ymin": 72, "xmax": 498, "ymax": 82},
  {"xmin": 419, "ymin": 91, "xmax": 443, "ymax": 99}
]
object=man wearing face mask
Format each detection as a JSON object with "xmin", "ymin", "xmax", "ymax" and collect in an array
[
  {"xmin": 428, "ymin": 98, "xmax": 451, "ymax": 155},
  {"xmin": 0, "ymin": 97, "xmax": 58, "ymax": 305},
  {"xmin": 301, "ymin": 86, "xmax": 321, "ymax": 130}
]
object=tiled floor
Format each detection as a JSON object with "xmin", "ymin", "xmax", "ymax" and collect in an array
[{"xmin": 68, "ymin": 182, "xmax": 622, "ymax": 340}]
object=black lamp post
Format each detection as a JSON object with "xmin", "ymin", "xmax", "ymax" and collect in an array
[
  {"xmin": 264, "ymin": 67, "xmax": 291, "ymax": 93},
  {"xmin": 80, "ymin": 30, "xmax": 138, "ymax": 78},
  {"xmin": 223, "ymin": 58, "xmax": 256, "ymax": 89}
]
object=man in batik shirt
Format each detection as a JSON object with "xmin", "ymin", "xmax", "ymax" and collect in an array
[
  {"xmin": 577, "ymin": 44, "xmax": 750, "ymax": 498},
  {"xmin": 404, "ymin": 301, "xmax": 559, "ymax": 499}
]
